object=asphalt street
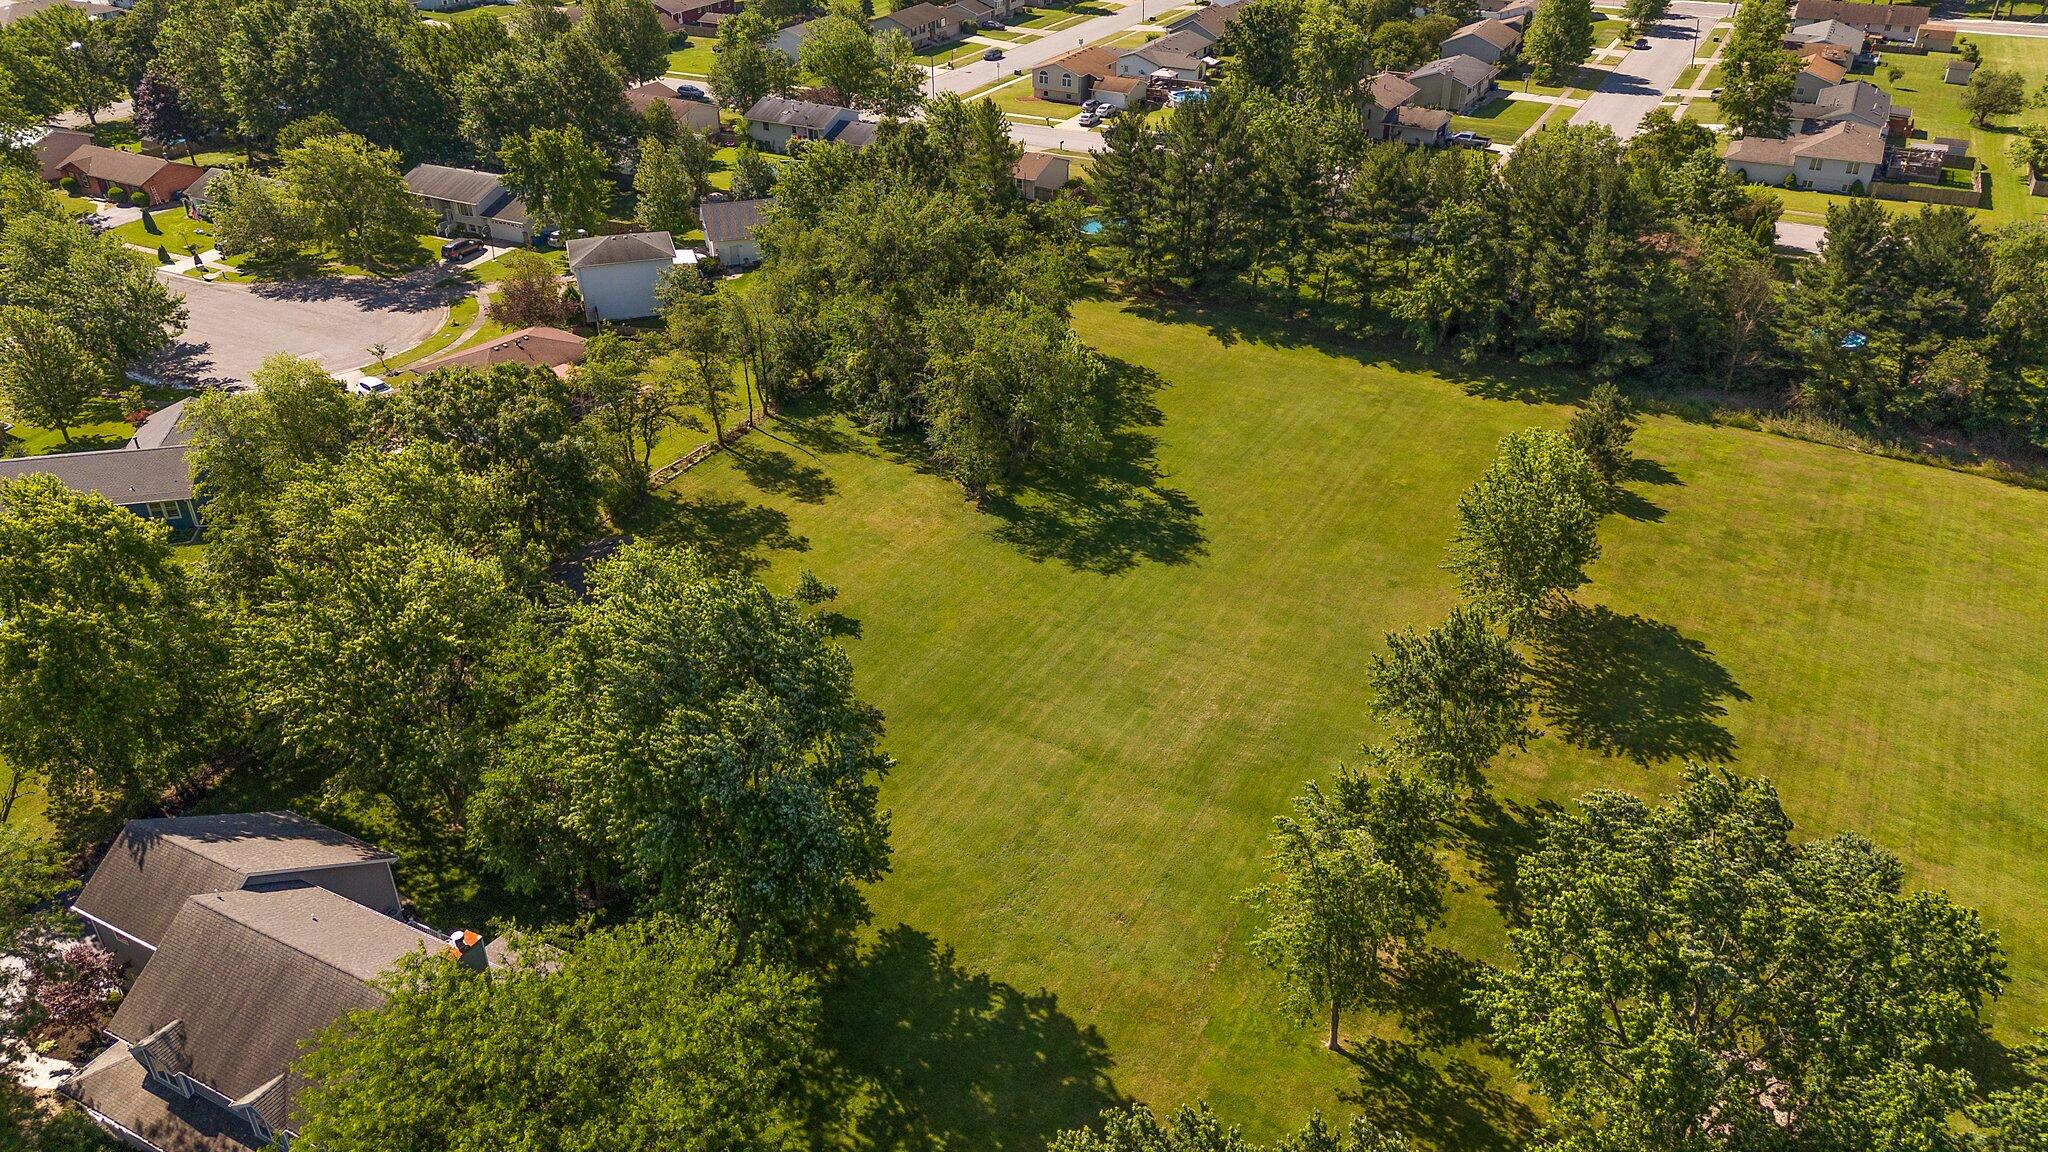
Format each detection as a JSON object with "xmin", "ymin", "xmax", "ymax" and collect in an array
[
  {"xmin": 149, "ymin": 271, "xmax": 456, "ymax": 387},
  {"xmin": 1569, "ymin": 3, "xmax": 1730, "ymax": 139},
  {"xmin": 931, "ymin": 0, "xmax": 1151, "ymax": 96}
]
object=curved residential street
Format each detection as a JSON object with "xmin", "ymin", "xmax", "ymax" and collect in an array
[{"xmin": 150, "ymin": 268, "xmax": 459, "ymax": 387}]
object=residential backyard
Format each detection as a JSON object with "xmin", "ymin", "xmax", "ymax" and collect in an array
[
  {"xmin": 666, "ymin": 36, "xmax": 719, "ymax": 76},
  {"xmin": 647, "ymin": 298, "xmax": 2048, "ymax": 1147}
]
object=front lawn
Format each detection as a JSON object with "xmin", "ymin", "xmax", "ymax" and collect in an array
[
  {"xmin": 110, "ymin": 209, "xmax": 216, "ymax": 259},
  {"xmin": 666, "ymin": 36, "xmax": 720, "ymax": 77},
  {"xmin": 1449, "ymin": 95, "xmax": 1548, "ymax": 143},
  {"xmin": 990, "ymin": 83, "xmax": 1079, "ymax": 124},
  {"xmin": 1, "ymin": 383, "xmax": 189, "ymax": 457},
  {"xmin": 658, "ymin": 298, "xmax": 2048, "ymax": 1144}
]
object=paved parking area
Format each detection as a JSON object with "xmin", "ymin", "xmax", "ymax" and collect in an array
[{"xmin": 147, "ymin": 269, "xmax": 460, "ymax": 387}]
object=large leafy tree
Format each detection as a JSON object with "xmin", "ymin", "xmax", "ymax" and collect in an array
[
  {"xmin": 498, "ymin": 125, "xmax": 613, "ymax": 237},
  {"xmin": 1718, "ymin": 0, "xmax": 1795, "ymax": 136},
  {"xmin": 0, "ymin": 477, "xmax": 221, "ymax": 842},
  {"xmin": 377, "ymin": 363, "xmax": 602, "ymax": 557},
  {"xmin": 634, "ymin": 132, "xmax": 714, "ymax": 233},
  {"xmin": 234, "ymin": 445, "xmax": 532, "ymax": 827},
  {"xmin": 1480, "ymin": 767, "xmax": 2007, "ymax": 1152},
  {"xmin": 1242, "ymin": 766, "xmax": 1445, "ymax": 1051},
  {"xmin": 1964, "ymin": 67, "xmax": 2026, "ymax": 127},
  {"xmin": 1366, "ymin": 606, "xmax": 1533, "ymax": 790},
  {"xmin": 1445, "ymin": 428, "xmax": 1604, "ymax": 631},
  {"xmin": 278, "ymin": 131, "xmax": 434, "ymax": 267},
  {"xmin": 458, "ymin": 26, "xmax": 631, "ymax": 158},
  {"xmin": 1521, "ymin": 0, "xmax": 1593, "ymax": 84},
  {"xmin": 471, "ymin": 542, "xmax": 892, "ymax": 958},
  {"xmin": 293, "ymin": 917, "xmax": 820, "ymax": 1152},
  {"xmin": 185, "ymin": 356, "xmax": 369, "ymax": 599},
  {"xmin": 579, "ymin": 0, "xmax": 670, "ymax": 82},
  {"xmin": 0, "ymin": 213, "xmax": 187, "ymax": 369},
  {"xmin": 0, "ymin": 307, "xmax": 108, "ymax": 446},
  {"xmin": 923, "ymin": 299, "xmax": 1107, "ymax": 494},
  {"xmin": 708, "ymin": 10, "xmax": 797, "ymax": 113}
]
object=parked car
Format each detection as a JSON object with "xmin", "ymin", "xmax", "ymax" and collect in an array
[
  {"xmin": 441, "ymin": 238, "xmax": 485, "ymax": 262},
  {"xmin": 673, "ymin": 83, "xmax": 708, "ymax": 100},
  {"xmin": 348, "ymin": 376, "xmax": 393, "ymax": 397},
  {"xmin": 983, "ymin": 46, "xmax": 1004, "ymax": 60},
  {"xmin": 1449, "ymin": 131, "xmax": 1491, "ymax": 149},
  {"xmin": 1078, "ymin": 111, "xmax": 1101, "ymax": 127}
]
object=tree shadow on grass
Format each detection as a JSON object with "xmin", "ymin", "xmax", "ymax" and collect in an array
[
  {"xmin": 1454, "ymin": 794, "xmax": 1562, "ymax": 929},
  {"xmin": 1606, "ymin": 455, "xmax": 1684, "ymax": 523},
  {"xmin": 1341, "ymin": 1037, "xmax": 1535, "ymax": 1152},
  {"xmin": 617, "ymin": 489, "xmax": 809, "ymax": 576},
  {"xmin": 979, "ymin": 357, "xmax": 1206, "ymax": 576},
  {"xmin": 1530, "ymin": 602, "xmax": 1748, "ymax": 766},
  {"xmin": 822, "ymin": 925, "xmax": 1124, "ymax": 1152},
  {"xmin": 729, "ymin": 442, "xmax": 837, "ymax": 504}
]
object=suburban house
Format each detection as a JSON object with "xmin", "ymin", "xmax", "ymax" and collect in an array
[
  {"xmin": 1363, "ymin": 71, "xmax": 1451, "ymax": 145},
  {"xmin": 698, "ymin": 197, "xmax": 772, "ymax": 267},
  {"xmin": 1785, "ymin": 79, "xmax": 1893, "ymax": 134},
  {"xmin": 180, "ymin": 168, "xmax": 227, "ymax": 220},
  {"xmin": 63, "ymin": 885, "xmax": 461, "ymax": 1152},
  {"xmin": 743, "ymin": 95, "xmax": 862, "ymax": 152},
  {"xmin": 1919, "ymin": 21, "xmax": 1957, "ymax": 50},
  {"xmin": 1785, "ymin": 18, "xmax": 1867, "ymax": 57},
  {"xmin": 1091, "ymin": 75, "xmax": 1148, "ymax": 109},
  {"xmin": 412, "ymin": 326, "xmax": 588, "ymax": 376},
  {"xmin": 403, "ymin": 163, "xmax": 531, "ymax": 246},
  {"xmin": 1113, "ymin": 28, "xmax": 1216, "ymax": 82},
  {"xmin": 1944, "ymin": 57, "xmax": 1975, "ymax": 83},
  {"xmin": 1405, "ymin": 54, "xmax": 1498, "ymax": 113},
  {"xmin": 1792, "ymin": 0, "xmax": 1931, "ymax": 43},
  {"xmin": 1439, "ymin": 18, "xmax": 1520, "ymax": 66},
  {"xmin": 1168, "ymin": 4, "xmax": 1237, "ymax": 43},
  {"xmin": 1791, "ymin": 55, "xmax": 1847, "ymax": 102},
  {"xmin": 129, "ymin": 399, "xmax": 192, "ymax": 453},
  {"xmin": 34, "ymin": 128, "xmax": 89, "ymax": 182},
  {"xmin": 870, "ymin": 1, "xmax": 955, "ymax": 48},
  {"xmin": 68, "ymin": 812, "xmax": 403, "ymax": 974},
  {"xmin": 1724, "ymin": 120, "xmax": 1886, "ymax": 192},
  {"xmin": 772, "ymin": 16, "xmax": 825, "ymax": 60},
  {"xmin": 53, "ymin": 146, "xmax": 206, "ymax": 207},
  {"xmin": 1012, "ymin": 152, "xmax": 1071, "ymax": 201},
  {"xmin": 649, "ymin": 0, "xmax": 736, "ymax": 34},
  {"xmin": 0, "ymin": 445, "xmax": 201, "ymax": 533},
  {"xmin": 567, "ymin": 231, "xmax": 677, "ymax": 320},
  {"xmin": 1488, "ymin": 0, "xmax": 1539, "ymax": 26},
  {"xmin": 626, "ymin": 81, "xmax": 722, "ymax": 133},
  {"xmin": 1034, "ymin": 44, "xmax": 1121, "ymax": 104}
]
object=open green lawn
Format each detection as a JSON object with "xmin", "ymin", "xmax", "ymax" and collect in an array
[
  {"xmin": 110, "ymin": 209, "xmax": 216, "ymax": 258},
  {"xmin": 1450, "ymin": 95, "xmax": 1548, "ymax": 143},
  {"xmin": 647, "ymin": 298, "xmax": 2048, "ymax": 1147},
  {"xmin": 666, "ymin": 36, "xmax": 720, "ymax": 76},
  {"xmin": 1864, "ymin": 35, "xmax": 2048, "ymax": 224},
  {"xmin": 1684, "ymin": 95, "xmax": 1724, "ymax": 123},
  {"xmin": 2, "ymin": 384, "xmax": 186, "ymax": 456},
  {"xmin": 990, "ymin": 82, "xmax": 1079, "ymax": 124}
]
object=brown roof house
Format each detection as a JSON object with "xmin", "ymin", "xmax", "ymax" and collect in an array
[
  {"xmin": 63, "ymin": 885, "xmax": 451, "ymax": 1152},
  {"xmin": 1791, "ymin": 55, "xmax": 1847, "ymax": 102},
  {"xmin": 1169, "ymin": 4, "xmax": 1239, "ymax": 44},
  {"xmin": 1113, "ymin": 27, "xmax": 1217, "ymax": 82},
  {"xmin": 1919, "ymin": 21, "xmax": 1957, "ymax": 51},
  {"xmin": 1364, "ymin": 72, "xmax": 1453, "ymax": 146},
  {"xmin": 626, "ymin": 81, "xmax": 722, "ymax": 134},
  {"xmin": 404, "ymin": 163, "xmax": 531, "ymax": 246},
  {"xmin": 1792, "ymin": 0, "xmax": 1930, "ymax": 42},
  {"xmin": 413, "ymin": 326, "xmax": 588, "ymax": 377},
  {"xmin": 871, "ymin": 1, "xmax": 956, "ymax": 48},
  {"xmin": 1406, "ymin": 54, "xmax": 1499, "ymax": 114},
  {"xmin": 1724, "ymin": 120, "xmax": 1886, "ymax": 193},
  {"xmin": 70, "ymin": 812, "xmax": 402, "ymax": 973},
  {"xmin": 54, "ymin": 145, "xmax": 206, "ymax": 207},
  {"xmin": 1439, "ymin": 18, "xmax": 1521, "ymax": 66},
  {"xmin": 1034, "ymin": 44, "xmax": 1121, "ymax": 104},
  {"xmin": 35, "ymin": 128, "xmax": 90, "ymax": 182},
  {"xmin": 1012, "ymin": 152, "xmax": 1071, "ymax": 202}
]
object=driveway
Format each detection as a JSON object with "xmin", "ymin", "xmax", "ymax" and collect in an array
[
  {"xmin": 1569, "ymin": 4, "xmax": 1728, "ymax": 139},
  {"xmin": 1774, "ymin": 221, "xmax": 1827, "ymax": 254},
  {"xmin": 147, "ymin": 270, "xmax": 459, "ymax": 387}
]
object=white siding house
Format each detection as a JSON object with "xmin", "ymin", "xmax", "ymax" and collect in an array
[{"xmin": 567, "ymin": 232, "xmax": 677, "ymax": 321}]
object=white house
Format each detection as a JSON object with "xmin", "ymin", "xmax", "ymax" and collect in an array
[
  {"xmin": 567, "ymin": 231, "xmax": 677, "ymax": 321},
  {"xmin": 698, "ymin": 198, "xmax": 771, "ymax": 268},
  {"xmin": 1723, "ymin": 121, "xmax": 1885, "ymax": 193}
]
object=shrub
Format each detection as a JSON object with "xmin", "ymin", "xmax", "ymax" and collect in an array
[
  {"xmin": 57, "ymin": 176, "xmax": 75, "ymax": 193},
  {"xmin": 129, "ymin": 190, "xmax": 150, "ymax": 208},
  {"xmin": 1782, "ymin": 172, "xmax": 1799, "ymax": 189},
  {"xmin": 104, "ymin": 184, "xmax": 124, "ymax": 201},
  {"xmin": 1847, "ymin": 179, "xmax": 1864, "ymax": 196}
]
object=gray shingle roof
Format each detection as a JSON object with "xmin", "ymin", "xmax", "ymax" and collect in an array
[
  {"xmin": 1409, "ymin": 53, "xmax": 1496, "ymax": 86},
  {"xmin": 697, "ymin": 197, "xmax": 771, "ymax": 246},
  {"xmin": 1447, "ymin": 17, "xmax": 1520, "ymax": 50},
  {"xmin": 73, "ymin": 811, "xmax": 396, "ymax": 950},
  {"xmin": 0, "ymin": 444, "xmax": 192, "ymax": 507},
  {"xmin": 130, "ymin": 399, "xmax": 193, "ymax": 451},
  {"xmin": 566, "ymin": 230, "xmax": 677, "ymax": 269},
  {"xmin": 402, "ymin": 163, "xmax": 506, "ymax": 208},
  {"xmin": 106, "ymin": 885, "xmax": 442, "ymax": 1108},
  {"xmin": 63, "ymin": 1045, "xmax": 268, "ymax": 1152},
  {"xmin": 744, "ymin": 95, "xmax": 857, "ymax": 132}
]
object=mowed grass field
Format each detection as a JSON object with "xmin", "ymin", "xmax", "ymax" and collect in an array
[{"xmin": 664, "ymin": 300, "xmax": 2048, "ymax": 1147}]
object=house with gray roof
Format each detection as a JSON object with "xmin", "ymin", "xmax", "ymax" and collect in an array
[
  {"xmin": 568, "ymin": 231, "xmax": 678, "ymax": 320},
  {"xmin": 1786, "ymin": 79, "xmax": 1893, "ymax": 135},
  {"xmin": 1439, "ymin": 17, "xmax": 1521, "ymax": 66},
  {"xmin": 402, "ymin": 163, "xmax": 532, "ymax": 246},
  {"xmin": 0, "ymin": 445, "xmax": 201, "ymax": 533},
  {"xmin": 871, "ymin": 1, "xmax": 956, "ymax": 47},
  {"xmin": 1792, "ymin": 0, "xmax": 1930, "ymax": 43},
  {"xmin": 1113, "ymin": 27, "xmax": 1217, "ymax": 81},
  {"xmin": 742, "ymin": 95, "xmax": 862, "ymax": 153},
  {"xmin": 698, "ymin": 198, "xmax": 771, "ymax": 267},
  {"xmin": 1406, "ymin": 54, "xmax": 1499, "ymax": 113},
  {"xmin": 64, "ymin": 885, "xmax": 448, "ymax": 1152},
  {"xmin": 1724, "ymin": 120, "xmax": 1886, "ymax": 193},
  {"xmin": 71, "ymin": 811, "xmax": 403, "ymax": 972}
]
